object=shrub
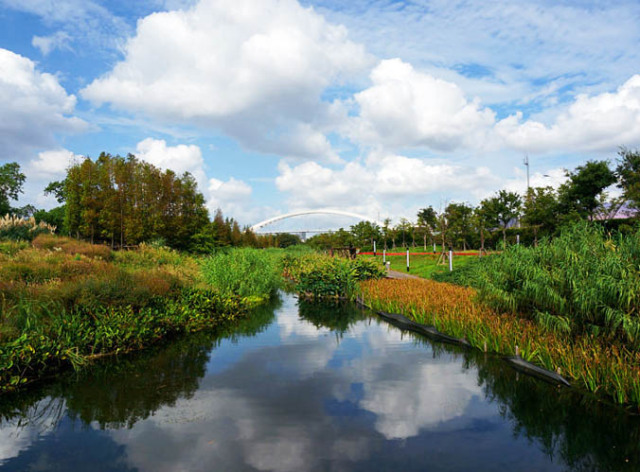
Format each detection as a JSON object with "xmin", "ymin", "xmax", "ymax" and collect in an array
[
  {"xmin": 0, "ymin": 215, "xmax": 55, "ymax": 241},
  {"xmin": 32, "ymin": 234, "xmax": 113, "ymax": 261},
  {"xmin": 283, "ymin": 253, "xmax": 385, "ymax": 299}
]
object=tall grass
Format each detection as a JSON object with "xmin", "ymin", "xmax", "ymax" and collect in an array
[
  {"xmin": 360, "ymin": 278, "xmax": 640, "ymax": 407},
  {"xmin": 200, "ymin": 248, "xmax": 281, "ymax": 300},
  {"xmin": 474, "ymin": 223, "xmax": 640, "ymax": 346}
]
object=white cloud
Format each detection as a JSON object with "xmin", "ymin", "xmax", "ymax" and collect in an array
[
  {"xmin": 497, "ymin": 75, "xmax": 640, "ymax": 153},
  {"xmin": 207, "ymin": 176, "xmax": 256, "ymax": 221},
  {"xmin": 360, "ymin": 362, "xmax": 484, "ymax": 440},
  {"xmin": 502, "ymin": 167, "xmax": 568, "ymax": 196},
  {"xmin": 27, "ymin": 148, "xmax": 80, "ymax": 178},
  {"xmin": 31, "ymin": 31, "xmax": 72, "ymax": 56},
  {"xmin": 275, "ymin": 152, "xmax": 501, "ymax": 220},
  {"xmin": 2, "ymin": 0, "xmax": 130, "ymax": 52},
  {"xmin": 134, "ymin": 137, "xmax": 264, "ymax": 224},
  {"xmin": 314, "ymin": 0, "xmax": 640, "ymax": 108},
  {"xmin": 0, "ymin": 48, "xmax": 86, "ymax": 161},
  {"xmin": 349, "ymin": 59, "xmax": 496, "ymax": 152},
  {"xmin": 135, "ymin": 137, "xmax": 206, "ymax": 185},
  {"xmin": 81, "ymin": 0, "xmax": 372, "ymax": 162}
]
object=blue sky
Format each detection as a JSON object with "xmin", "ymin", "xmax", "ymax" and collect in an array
[{"xmin": 1, "ymin": 0, "xmax": 640, "ymax": 230}]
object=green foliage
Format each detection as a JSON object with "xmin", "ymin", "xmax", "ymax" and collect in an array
[
  {"xmin": 558, "ymin": 160, "xmax": 617, "ymax": 220},
  {"xmin": 200, "ymin": 248, "xmax": 281, "ymax": 300},
  {"xmin": 0, "ymin": 235, "xmax": 259, "ymax": 392},
  {"xmin": 0, "ymin": 215, "xmax": 56, "ymax": 241},
  {"xmin": 349, "ymin": 221, "xmax": 381, "ymax": 249},
  {"xmin": 431, "ymin": 257, "xmax": 483, "ymax": 286},
  {"xmin": 444, "ymin": 202, "xmax": 474, "ymax": 250},
  {"xmin": 283, "ymin": 253, "xmax": 385, "ymax": 299},
  {"xmin": 61, "ymin": 153, "xmax": 209, "ymax": 249},
  {"xmin": 34, "ymin": 205, "xmax": 66, "ymax": 233},
  {"xmin": 0, "ymin": 162, "xmax": 25, "ymax": 216},
  {"xmin": 616, "ymin": 147, "xmax": 640, "ymax": 211},
  {"xmin": 480, "ymin": 190, "xmax": 522, "ymax": 246},
  {"xmin": 522, "ymin": 186, "xmax": 559, "ymax": 239},
  {"xmin": 473, "ymin": 223, "xmax": 640, "ymax": 346}
]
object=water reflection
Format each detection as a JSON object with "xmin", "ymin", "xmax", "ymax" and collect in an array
[{"xmin": 0, "ymin": 293, "xmax": 638, "ymax": 471}]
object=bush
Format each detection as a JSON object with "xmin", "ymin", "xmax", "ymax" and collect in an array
[
  {"xmin": 283, "ymin": 253, "xmax": 385, "ymax": 299},
  {"xmin": 0, "ymin": 215, "xmax": 55, "ymax": 241}
]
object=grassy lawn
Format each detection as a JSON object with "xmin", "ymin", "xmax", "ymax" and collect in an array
[{"xmin": 360, "ymin": 252, "xmax": 478, "ymax": 278}]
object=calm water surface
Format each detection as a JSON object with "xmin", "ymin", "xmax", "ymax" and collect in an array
[{"xmin": 0, "ymin": 292, "xmax": 639, "ymax": 471}]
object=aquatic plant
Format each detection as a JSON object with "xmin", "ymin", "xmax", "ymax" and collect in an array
[
  {"xmin": 473, "ymin": 223, "xmax": 640, "ymax": 346},
  {"xmin": 200, "ymin": 248, "xmax": 281, "ymax": 300},
  {"xmin": 360, "ymin": 278, "xmax": 640, "ymax": 407}
]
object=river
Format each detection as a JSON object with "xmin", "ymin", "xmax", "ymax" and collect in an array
[{"xmin": 0, "ymin": 292, "xmax": 638, "ymax": 471}]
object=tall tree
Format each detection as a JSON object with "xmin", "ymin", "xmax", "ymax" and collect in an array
[
  {"xmin": 558, "ymin": 160, "xmax": 617, "ymax": 220},
  {"xmin": 480, "ymin": 190, "xmax": 522, "ymax": 247},
  {"xmin": 0, "ymin": 162, "xmax": 25, "ymax": 216}
]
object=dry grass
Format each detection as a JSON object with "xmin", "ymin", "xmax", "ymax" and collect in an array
[{"xmin": 32, "ymin": 234, "xmax": 113, "ymax": 260}]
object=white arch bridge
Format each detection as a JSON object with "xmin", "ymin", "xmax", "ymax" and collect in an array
[{"xmin": 250, "ymin": 209, "xmax": 383, "ymax": 241}]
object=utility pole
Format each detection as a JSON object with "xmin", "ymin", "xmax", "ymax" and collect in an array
[{"xmin": 524, "ymin": 154, "xmax": 530, "ymax": 192}]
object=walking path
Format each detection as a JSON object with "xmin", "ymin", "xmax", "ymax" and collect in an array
[{"xmin": 386, "ymin": 269, "xmax": 423, "ymax": 280}]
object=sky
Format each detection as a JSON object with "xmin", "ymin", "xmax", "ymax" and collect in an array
[{"xmin": 1, "ymin": 0, "xmax": 640, "ymax": 231}]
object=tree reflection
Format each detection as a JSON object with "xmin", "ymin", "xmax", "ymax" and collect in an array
[{"xmin": 0, "ymin": 296, "xmax": 279, "ymax": 430}]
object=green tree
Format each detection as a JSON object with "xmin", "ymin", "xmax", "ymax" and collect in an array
[
  {"xmin": 444, "ymin": 202, "xmax": 474, "ymax": 250},
  {"xmin": 417, "ymin": 206, "xmax": 438, "ymax": 250},
  {"xmin": 472, "ymin": 205, "xmax": 489, "ymax": 253},
  {"xmin": 558, "ymin": 160, "xmax": 617, "ymax": 220},
  {"xmin": 616, "ymin": 147, "xmax": 640, "ymax": 213},
  {"xmin": 62, "ymin": 153, "xmax": 209, "ymax": 248},
  {"xmin": 350, "ymin": 221, "xmax": 381, "ymax": 249},
  {"xmin": 480, "ymin": 190, "xmax": 522, "ymax": 247},
  {"xmin": 0, "ymin": 162, "xmax": 26, "ymax": 216},
  {"xmin": 522, "ymin": 186, "xmax": 559, "ymax": 243}
]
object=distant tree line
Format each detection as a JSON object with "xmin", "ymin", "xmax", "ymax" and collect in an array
[
  {"xmin": 1, "ymin": 153, "xmax": 302, "ymax": 252},
  {"xmin": 308, "ymin": 149, "xmax": 640, "ymax": 251}
]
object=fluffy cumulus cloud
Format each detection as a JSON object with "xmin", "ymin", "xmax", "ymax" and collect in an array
[
  {"xmin": 207, "ymin": 176, "xmax": 253, "ymax": 217},
  {"xmin": 276, "ymin": 151, "xmax": 501, "ymax": 218},
  {"xmin": 135, "ymin": 138, "xmax": 206, "ymax": 185},
  {"xmin": 497, "ymin": 75, "xmax": 640, "ymax": 153},
  {"xmin": 27, "ymin": 148, "xmax": 80, "ymax": 179},
  {"xmin": 349, "ymin": 59, "xmax": 496, "ymax": 151},
  {"xmin": 81, "ymin": 0, "xmax": 371, "ymax": 162},
  {"xmin": 0, "ymin": 48, "xmax": 86, "ymax": 161}
]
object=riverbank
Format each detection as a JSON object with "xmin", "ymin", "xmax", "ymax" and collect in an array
[
  {"xmin": 360, "ymin": 278, "xmax": 640, "ymax": 409},
  {"xmin": 0, "ymin": 236, "xmax": 277, "ymax": 392}
]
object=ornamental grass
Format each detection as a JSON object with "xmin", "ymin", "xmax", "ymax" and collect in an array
[{"xmin": 360, "ymin": 278, "xmax": 640, "ymax": 408}]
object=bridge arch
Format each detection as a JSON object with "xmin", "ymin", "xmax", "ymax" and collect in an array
[{"xmin": 250, "ymin": 209, "xmax": 383, "ymax": 232}]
